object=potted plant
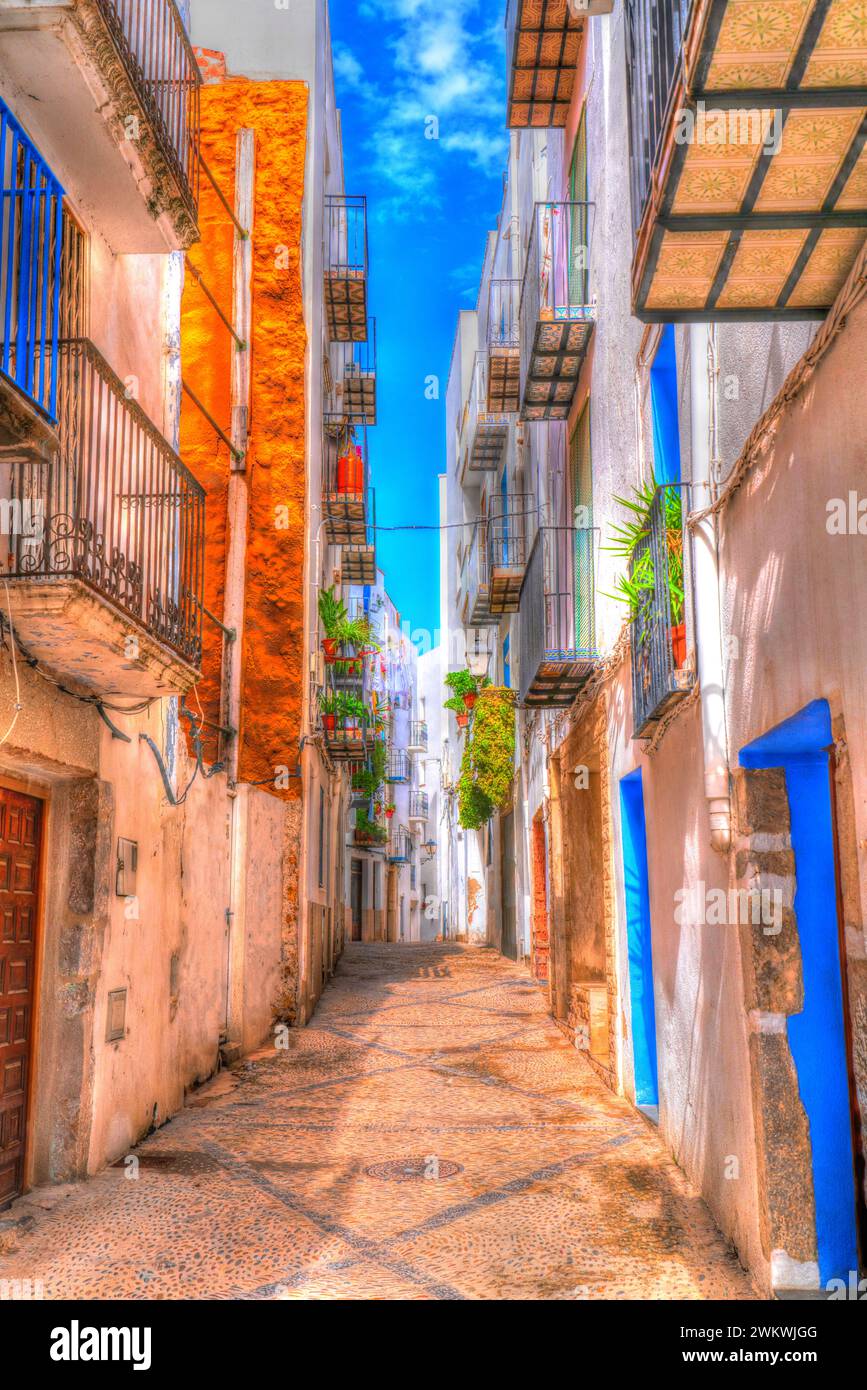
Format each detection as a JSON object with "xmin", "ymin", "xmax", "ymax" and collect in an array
[
  {"xmin": 355, "ymin": 808, "xmax": 388, "ymax": 846},
  {"xmin": 444, "ymin": 695, "xmax": 469, "ymax": 730},
  {"xmin": 444, "ymin": 668, "xmax": 479, "ymax": 710},
  {"xmin": 604, "ymin": 478, "xmax": 686, "ymax": 670},
  {"xmin": 318, "ymin": 586, "xmax": 347, "ymax": 662},
  {"xmin": 320, "ymin": 690, "xmax": 340, "ymax": 733},
  {"xmin": 384, "ymin": 803, "xmax": 396, "ymax": 820}
]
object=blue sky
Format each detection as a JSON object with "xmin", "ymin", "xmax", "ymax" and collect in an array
[{"xmin": 328, "ymin": 0, "xmax": 509, "ymax": 642}]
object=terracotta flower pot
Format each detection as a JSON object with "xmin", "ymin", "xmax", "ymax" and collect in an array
[
  {"xmin": 322, "ymin": 713, "xmax": 337, "ymax": 733},
  {"xmin": 456, "ymin": 712, "xmax": 469, "ymax": 729},
  {"xmin": 385, "ymin": 809, "xmax": 394, "ymax": 820},
  {"xmin": 463, "ymin": 692, "xmax": 477, "ymax": 710},
  {"xmin": 671, "ymin": 622, "xmax": 687, "ymax": 669},
  {"xmin": 322, "ymin": 637, "xmax": 338, "ymax": 662}
]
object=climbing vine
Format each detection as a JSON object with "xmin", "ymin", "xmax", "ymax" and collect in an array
[{"xmin": 457, "ymin": 686, "xmax": 517, "ymax": 830}]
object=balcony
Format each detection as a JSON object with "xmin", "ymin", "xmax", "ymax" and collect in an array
[
  {"xmin": 464, "ymin": 519, "xmax": 498, "ymax": 627},
  {"xmin": 340, "ymin": 490, "xmax": 376, "ymax": 584},
  {"xmin": 322, "ymin": 422, "xmax": 370, "ymax": 547},
  {"xmin": 3, "ymin": 337, "xmax": 204, "ymax": 696},
  {"xmin": 387, "ymin": 824, "xmax": 412, "ymax": 864},
  {"xmin": 408, "ymin": 791, "xmax": 429, "ymax": 824},
  {"xmin": 519, "ymin": 202, "xmax": 595, "ymax": 421},
  {"xmin": 461, "ymin": 352, "xmax": 509, "ymax": 481},
  {"xmin": 487, "ymin": 279, "xmax": 521, "ymax": 414},
  {"xmin": 319, "ymin": 666, "xmax": 371, "ymax": 762},
  {"xmin": 332, "ymin": 319, "xmax": 376, "ymax": 426},
  {"xmin": 407, "ymin": 720, "xmax": 428, "ymax": 753},
  {"xmin": 324, "ymin": 195, "xmax": 368, "ymax": 341},
  {"xmin": 506, "ymin": 0, "xmax": 583, "ymax": 129},
  {"xmin": 626, "ymin": 0, "xmax": 867, "ymax": 321},
  {"xmin": 0, "ymin": 0, "xmax": 200, "ymax": 252},
  {"xmin": 347, "ymin": 593, "xmax": 384, "ymax": 645},
  {"xmin": 487, "ymin": 493, "xmax": 535, "ymax": 615},
  {"xmin": 385, "ymin": 749, "xmax": 411, "ymax": 784},
  {"xmin": 630, "ymin": 484, "xmax": 695, "ymax": 737},
  {"xmin": 519, "ymin": 526, "xmax": 598, "ymax": 707}
]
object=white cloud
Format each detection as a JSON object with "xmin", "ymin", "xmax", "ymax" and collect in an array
[{"xmin": 332, "ymin": 0, "xmax": 507, "ymax": 217}]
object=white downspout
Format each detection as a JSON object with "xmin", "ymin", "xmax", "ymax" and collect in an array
[{"xmin": 689, "ymin": 323, "xmax": 731, "ymax": 854}]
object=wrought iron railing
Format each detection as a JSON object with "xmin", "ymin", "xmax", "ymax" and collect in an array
[
  {"xmin": 323, "ymin": 420, "xmax": 370, "ymax": 506},
  {"xmin": 347, "ymin": 593, "xmax": 384, "ymax": 643},
  {"xmin": 488, "ymin": 279, "xmax": 521, "ymax": 349},
  {"xmin": 3, "ymin": 337, "xmax": 205, "ymax": 665},
  {"xmin": 487, "ymin": 492, "xmax": 535, "ymax": 576},
  {"xmin": 465, "ymin": 518, "xmax": 497, "ymax": 626},
  {"xmin": 465, "ymin": 351, "xmax": 509, "ymax": 474},
  {"xmin": 519, "ymin": 201, "xmax": 593, "ymax": 399},
  {"xmin": 96, "ymin": 0, "xmax": 201, "ymax": 218},
  {"xmin": 0, "ymin": 98, "xmax": 64, "ymax": 422},
  {"xmin": 408, "ymin": 720, "xmax": 428, "ymax": 752},
  {"xmin": 624, "ymin": 0, "xmax": 692, "ymax": 237},
  {"xmin": 386, "ymin": 749, "xmax": 411, "ymax": 783},
  {"xmin": 630, "ymin": 483, "xmax": 693, "ymax": 736},
  {"xmin": 324, "ymin": 194, "xmax": 368, "ymax": 281},
  {"xmin": 409, "ymin": 790, "xmax": 429, "ymax": 820},
  {"xmin": 387, "ymin": 824, "xmax": 412, "ymax": 863},
  {"xmin": 518, "ymin": 526, "xmax": 597, "ymax": 706}
]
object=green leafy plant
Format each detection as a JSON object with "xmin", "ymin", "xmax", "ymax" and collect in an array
[
  {"xmin": 604, "ymin": 479, "xmax": 685, "ymax": 629},
  {"xmin": 443, "ymin": 695, "xmax": 467, "ymax": 715},
  {"xmin": 443, "ymin": 669, "xmax": 478, "ymax": 702},
  {"xmin": 355, "ymin": 808, "xmax": 387, "ymax": 844},
  {"xmin": 457, "ymin": 737, "xmax": 493, "ymax": 829},
  {"xmin": 318, "ymin": 585, "xmax": 347, "ymax": 641},
  {"xmin": 456, "ymin": 686, "xmax": 516, "ymax": 830}
]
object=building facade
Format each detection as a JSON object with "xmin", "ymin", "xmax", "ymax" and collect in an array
[
  {"xmin": 0, "ymin": 0, "xmax": 386, "ymax": 1207},
  {"xmin": 441, "ymin": 0, "xmax": 867, "ymax": 1295}
]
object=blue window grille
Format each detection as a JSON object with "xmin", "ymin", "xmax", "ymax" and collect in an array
[{"xmin": 0, "ymin": 98, "xmax": 64, "ymax": 422}]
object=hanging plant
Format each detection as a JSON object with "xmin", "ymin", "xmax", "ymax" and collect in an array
[
  {"xmin": 458, "ymin": 735, "xmax": 493, "ymax": 830},
  {"xmin": 471, "ymin": 686, "xmax": 517, "ymax": 808},
  {"xmin": 443, "ymin": 668, "xmax": 478, "ymax": 703}
]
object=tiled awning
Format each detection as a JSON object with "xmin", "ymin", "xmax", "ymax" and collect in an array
[{"xmin": 631, "ymin": 0, "xmax": 867, "ymax": 320}]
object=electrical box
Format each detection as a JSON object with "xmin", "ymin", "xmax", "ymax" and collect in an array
[
  {"xmin": 116, "ymin": 838, "xmax": 138, "ymax": 898},
  {"xmin": 106, "ymin": 988, "xmax": 127, "ymax": 1042}
]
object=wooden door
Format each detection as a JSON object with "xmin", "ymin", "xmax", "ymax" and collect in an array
[{"xmin": 0, "ymin": 788, "xmax": 43, "ymax": 1208}]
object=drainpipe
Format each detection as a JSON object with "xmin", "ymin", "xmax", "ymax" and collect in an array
[{"xmin": 689, "ymin": 323, "xmax": 731, "ymax": 855}]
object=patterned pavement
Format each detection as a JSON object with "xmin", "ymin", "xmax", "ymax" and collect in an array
[{"xmin": 0, "ymin": 944, "xmax": 757, "ymax": 1300}]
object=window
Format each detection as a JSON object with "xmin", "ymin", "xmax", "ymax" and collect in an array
[
  {"xmin": 570, "ymin": 401, "xmax": 594, "ymax": 653},
  {"xmin": 650, "ymin": 325, "xmax": 681, "ymax": 484},
  {"xmin": 569, "ymin": 110, "xmax": 588, "ymax": 305},
  {"xmin": 503, "ymin": 633, "xmax": 511, "ymax": 689},
  {"xmin": 317, "ymin": 786, "xmax": 325, "ymax": 889}
]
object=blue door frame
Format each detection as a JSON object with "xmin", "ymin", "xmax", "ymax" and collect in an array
[
  {"xmin": 620, "ymin": 769, "xmax": 659, "ymax": 1109},
  {"xmin": 740, "ymin": 699, "xmax": 859, "ymax": 1285}
]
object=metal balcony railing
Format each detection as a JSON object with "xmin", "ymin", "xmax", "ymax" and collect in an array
[
  {"xmin": 336, "ymin": 317, "xmax": 376, "ymax": 424},
  {"xmin": 464, "ymin": 352, "xmax": 509, "ymax": 476},
  {"xmin": 466, "ymin": 519, "xmax": 497, "ymax": 627},
  {"xmin": 487, "ymin": 279, "xmax": 521, "ymax": 414},
  {"xmin": 347, "ymin": 594, "xmax": 384, "ymax": 644},
  {"xmin": 340, "ymin": 487, "xmax": 376, "ymax": 585},
  {"xmin": 3, "ymin": 337, "xmax": 205, "ymax": 665},
  {"xmin": 385, "ymin": 749, "xmax": 411, "ymax": 784},
  {"xmin": 96, "ymin": 0, "xmax": 201, "ymax": 219},
  {"xmin": 322, "ymin": 421, "xmax": 370, "ymax": 547},
  {"xmin": 630, "ymin": 483, "xmax": 694, "ymax": 737},
  {"xmin": 519, "ymin": 526, "xmax": 598, "ymax": 707},
  {"xmin": 409, "ymin": 791, "xmax": 429, "ymax": 822},
  {"xmin": 387, "ymin": 824, "xmax": 412, "ymax": 864},
  {"xmin": 408, "ymin": 720, "xmax": 428, "ymax": 753},
  {"xmin": 519, "ymin": 202, "xmax": 595, "ymax": 420},
  {"xmin": 0, "ymin": 98, "xmax": 64, "ymax": 424},
  {"xmin": 624, "ymin": 0, "xmax": 692, "ymax": 239},
  {"xmin": 319, "ymin": 663, "xmax": 372, "ymax": 761},
  {"xmin": 324, "ymin": 194, "xmax": 368, "ymax": 341},
  {"xmin": 487, "ymin": 492, "xmax": 535, "ymax": 615}
]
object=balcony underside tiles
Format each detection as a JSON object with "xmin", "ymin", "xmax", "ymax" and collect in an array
[
  {"xmin": 343, "ymin": 371, "xmax": 376, "ymax": 426},
  {"xmin": 488, "ymin": 347, "xmax": 521, "ymax": 414},
  {"xmin": 523, "ymin": 653, "xmax": 597, "ymax": 708},
  {"xmin": 469, "ymin": 421, "xmax": 509, "ymax": 471},
  {"xmin": 468, "ymin": 588, "xmax": 499, "ymax": 627},
  {"xmin": 488, "ymin": 567, "xmax": 526, "ymax": 615},
  {"xmin": 507, "ymin": 0, "xmax": 583, "ymax": 128},
  {"xmin": 521, "ymin": 316, "xmax": 595, "ymax": 421},
  {"xmin": 324, "ymin": 729, "xmax": 367, "ymax": 761},
  {"xmin": 325, "ymin": 273, "xmax": 368, "ymax": 341},
  {"xmin": 342, "ymin": 544, "xmax": 376, "ymax": 584},
  {"xmin": 323, "ymin": 493, "xmax": 368, "ymax": 547},
  {"xmin": 633, "ymin": 0, "xmax": 867, "ymax": 319}
]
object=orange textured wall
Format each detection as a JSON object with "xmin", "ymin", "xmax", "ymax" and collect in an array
[{"xmin": 180, "ymin": 79, "xmax": 308, "ymax": 794}]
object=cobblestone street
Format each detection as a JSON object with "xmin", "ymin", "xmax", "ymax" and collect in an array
[{"xmin": 0, "ymin": 945, "xmax": 756, "ymax": 1300}]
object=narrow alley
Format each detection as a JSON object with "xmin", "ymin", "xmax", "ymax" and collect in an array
[{"xmin": 0, "ymin": 945, "xmax": 752, "ymax": 1301}]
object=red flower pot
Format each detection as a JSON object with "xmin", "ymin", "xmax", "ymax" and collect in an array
[
  {"xmin": 671, "ymin": 623, "xmax": 687, "ymax": 670},
  {"xmin": 456, "ymin": 712, "xmax": 469, "ymax": 729},
  {"xmin": 463, "ymin": 692, "xmax": 477, "ymax": 710},
  {"xmin": 385, "ymin": 808, "xmax": 395, "ymax": 820},
  {"xmin": 323, "ymin": 713, "xmax": 337, "ymax": 733},
  {"xmin": 322, "ymin": 638, "xmax": 338, "ymax": 663}
]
